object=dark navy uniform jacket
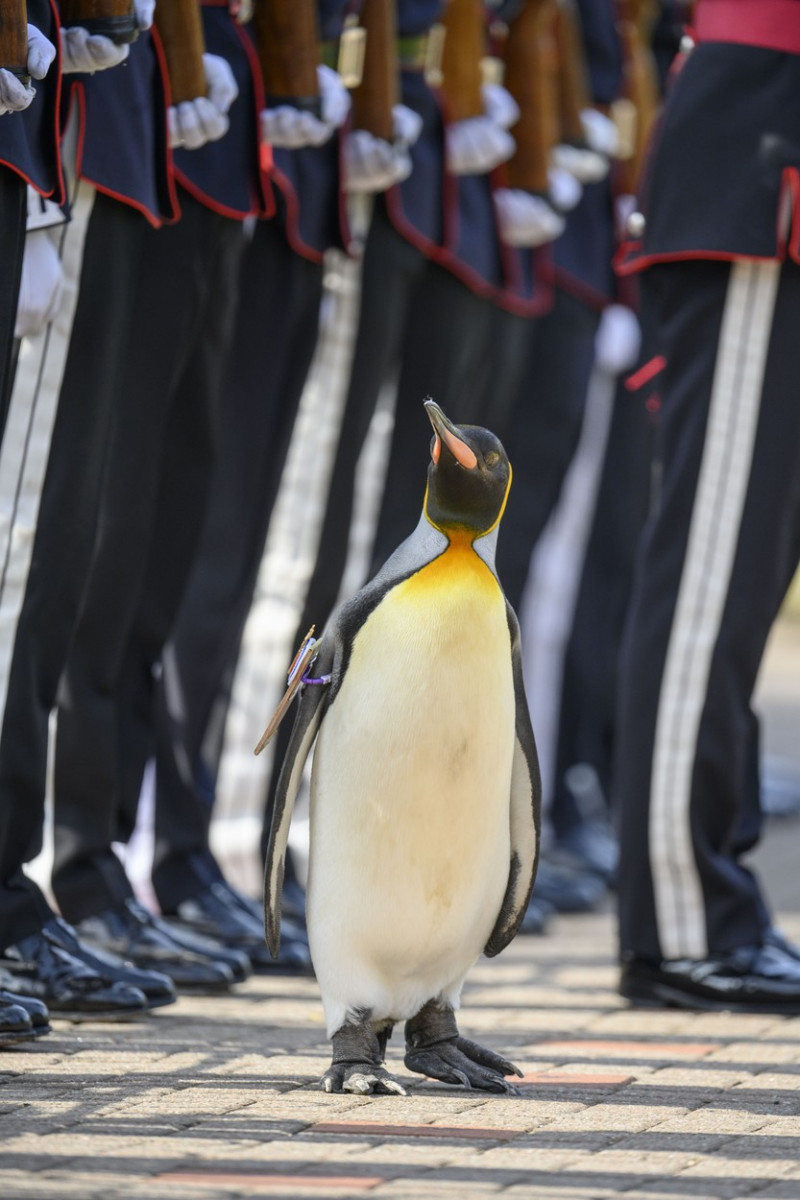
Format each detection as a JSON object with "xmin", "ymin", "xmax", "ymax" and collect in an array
[
  {"xmin": 67, "ymin": 26, "xmax": 176, "ymax": 227},
  {"xmin": 619, "ymin": 0, "xmax": 800, "ymax": 274},
  {"xmin": 253, "ymin": 0, "xmax": 353, "ymax": 261},
  {"xmin": 553, "ymin": 0, "xmax": 622, "ymax": 310},
  {"xmin": 0, "ymin": 0, "xmax": 62, "ymax": 201},
  {"xmin": 172, "ymin": 0, "xmax": 271, "ymax": 220},
  {"xmin": 386, "ymin": 0, "xmax": 549, "ymax": 315},
  {"xmin": 69, "ymin": 0, "xmax": 267, "ymax": 226}
]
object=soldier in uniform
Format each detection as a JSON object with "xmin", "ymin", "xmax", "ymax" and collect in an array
[
  {"xmin": 45, "ymin": 0, "xmax": 263, "ymax": 991},
  {"xmin": 0, "ymin": 0, "xmax": 244, "ymax": 1008},
  {"xmin": 0, "ymin": 0, "xmax": 180, "ymax": 1018},
  {"xmin": 614, "ymin": 0, "xmax": 800, "ymax": 1011}
]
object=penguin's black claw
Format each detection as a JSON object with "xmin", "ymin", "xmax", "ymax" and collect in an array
[
  {"xmin": 321, "ymin": 1062, "xmax": 408, "ymax": 1096},
  {"xmin": 404, "ymin": 1000, "xmax": 522, "ymax": 1094},
  {"xmin": 405, "ymin": 1038, "xmax": 522, "ymax": 1095},
  {"xmin": 456, "ymin": 1035, "xmax": 524, "ymax": 1080}
]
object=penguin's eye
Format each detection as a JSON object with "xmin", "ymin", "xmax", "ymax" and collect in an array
[{"xmin": 484, "ymin": 451, "xmax": 500, "ymax": 468}]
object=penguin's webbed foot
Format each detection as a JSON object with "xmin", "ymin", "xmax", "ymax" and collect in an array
[
  {"xmin": 321, "ymin": 1061, "xmax": 407, "ymax": 1096},
  {"xmin": 322, "ymin": 1015, "xmax": 407, "ymax": 1096},
  {"xmin": 404, "ymin": 1000, "xmax": 523, "ymax": 1094}
]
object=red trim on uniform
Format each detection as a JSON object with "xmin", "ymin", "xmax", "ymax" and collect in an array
[
  {"xmin": 694, "ymin": 0, "xmax": 800, "ymax": 55},
  {"xmin": 173, "ymin": 169, "xmax": 254, "ymax": 220},
  {"xmin": 781, "ymin": 166, "xmax": 800, "ymax": 264},
  {"xmin": 614, "ymin": 242, "xmax": 789, "ymax": 275},
  {"xmin": 47, "ymin": 0, "xmax": 65, "ymax": 203},
  {"xmin": 148, "ymin": 23, "xmax": 182, "ymax": 224},
  {"xmin": 68, "ymin": 82, "xmax": 166, "ymax": 228},
  {"xmin": 3, "ymin": 0, "xmax": 65, "ymax": 201},
  {"xmin": 270, "ymin": 165, "xmax": 324, "ymax": 263},
  {"xmin": 616, "ymin": 165, "xmax": 800, "ymax": 273},
  {"xmin": 625, "ymin": 355, "xmax": 666, "ymax": 392},
  {"xmin": 0, "ymin": 156, "xmax": 57, "ymax": 199},
  {"xmin": 234, "ymin": 17, "xmax": 274, "ymax": 218},
  {"xmin": 553, "ymin": 265, "xmax": 614, "ymax": 313}
]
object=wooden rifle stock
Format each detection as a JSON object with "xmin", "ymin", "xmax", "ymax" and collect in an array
[
  {"xmin": 350, "ymin": 0, "xmax": 397, "ymax": 142},
  {"xmin": 0, "ymin": 0, "xmax": 29, "ymax": 78},
  {"xmin": 58, "ymin": 0, "xmax": 138, "ymax": 44},
  {"xmin": 504, "ymin": 0, "xmax": 559, "ymax": 194},
  {"xmin": 615, "ymin": 0, "xmax": 659, "ymax": 194},
  {"xmin": 554, "ymin": 0, "xmax": 591, "ymax": 146},
  {"xmin": 252, "ymin": 0, "xmax": 320, "ymax": 111},
  {"xmin": 154, "ymin": 0, "xmax": 207, "ymax": 105},
  {"xmin": 440, "ymin": 0, "xmax": 484, "ymax": 122}
]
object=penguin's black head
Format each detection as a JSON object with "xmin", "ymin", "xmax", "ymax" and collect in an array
[{"xmin": 423, "ymin": 399, "xmax": 512, "ymax": 537}]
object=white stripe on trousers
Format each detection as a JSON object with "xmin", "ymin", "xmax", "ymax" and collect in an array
[
  {"xmin": 520, "ymin": 361, "xmax": 616, "ymax": 820},
  {"xmin": 649, "ymin": 258, "xmax": 780, "ymax": 961},
  {"xmin": 0, "ymin": 168, "xmax": 95, "ymax": 723}
]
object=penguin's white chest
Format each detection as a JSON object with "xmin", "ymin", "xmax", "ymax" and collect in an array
[{"xmin": 307, "ymin": 544, "xmax": 516, "ymax": 1030}]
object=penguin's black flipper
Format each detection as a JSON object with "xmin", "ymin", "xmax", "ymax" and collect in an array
[
  {"xmin": 263, "ymin": 635, "xmax": 334, "ymax": 959},
  {"xmin": 483, "ymin": 603, "xmax": 542, "ymax": 958}
]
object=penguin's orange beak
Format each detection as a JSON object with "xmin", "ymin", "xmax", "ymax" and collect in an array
[{"xmin": 424, "ymin": 399, "xmax": 477, "ymax": 470}]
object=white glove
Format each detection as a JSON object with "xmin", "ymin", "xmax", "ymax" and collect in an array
[
  {"xmin": 133, "ymin": 0, "xmax": 155, "ymax": 30},
  {"xmin": 548, "ymin": 165, "xmax": 582, "ymax": 212},
  {"xmin": 202, "ymin": 51, "xmax": 238, "ymax": 118},
  {"xmin": 447, "ymin": 114, "xmax": 515, "ymax": 175},
  {"xmin": 168, "ymin": 53, "xmax": 237, "ymax": 150},
  {"xmin": 594, "ymin": 304, "xmax": 641, "ymax": 375},
  {"xmin": 14, "ymin": 229, "xmax": 64, "ymax": 339},
  {"xmin": 481, "ymin": 82, "xmax": 519, "ymax": 132},
  {"xmin": 344, "ymin": 105, "xmax": 421, "ymax": 193},
  {"xmin": 551, "ymin": 139, "xmax": 608, "ymax": 184},
  {"xmin": 260, "ymin": 63, "xmax": 350, "ymax": 150},
  {"xmin": 318, "ymin": 62, "xmax": 350, "ymax": 129},
  {"xmin": 0, "ymin": 69, "xmax": 34, "ymax": 115},
  {"xmin": 0, "ymin": 24, "xmax": 56, "ymax": 114},
  {"xmin": 494, "ymin": 187, "xmax": 565, "ymax": 247},
  {"xmin": 60, "ymin": 25, "xmax": 130, "ymax": 74},
  {"xmin": 581, "ymin": 107, "xmax": 618, "ymax": 158},
  {"xmin": 345, "ymin": 131, "xmax": 410, "ymax": 193},
  {"xmin": 392, "ymin": 103, "xmax": 423, "ymax": 151}
]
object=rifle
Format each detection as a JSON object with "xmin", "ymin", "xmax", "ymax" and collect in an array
[
  {"xmin": 554, "ymin": 0, "xmax": 591, "ymax": 147},
  {"xmin": 503, "ymin": 0, "xmax": 560, "ymax": 194},
  {"xmin": 614, "ymin": 0, "xmax": 659, "ymax": 194},
  {"xmin": 0, "ymin": 0, "xmax": 29, "ymax": 79},
  {"xmin": 350, "ymin": 0, "xmax": 397, "ymax": 142},
  {"xmin": 439, "ymin": 0, "xmax": 484, "ymax": 122},
  {"xmin": 58, "ymin": 0, "xmax": 138, "ymax": 45},
  {"xmin": 154, "ymin": 0, "xmax": 208, "ymax": 105},
  {"xmin": 252, "ymin": 0, "xmax": 321, "ymax": 115}
]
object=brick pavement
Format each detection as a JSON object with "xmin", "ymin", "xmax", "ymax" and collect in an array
[{"xmin": 2, "ymin": 882, "xmax": 800, "ymax": 1200}]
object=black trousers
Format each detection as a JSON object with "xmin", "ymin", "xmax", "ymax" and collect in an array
[
  {"xmin": 497, "ymin": 289, "xmax": 602, "ymax": 613},
  {"xmin": 615, "ymin": 257, "xmax": 800, "ymax": 963},
  {"xmin": 151, "ymin": 208, "xmax": 324, "ymax": 911},
  {"xmin": 550, "ymin": 377, "xmax": 655, "ymax": 838},
  {"xmin": 0, "ymin": 192, "xmax": 148, "ymax": 948},
  {"xmin": 0, "ymin": 167, "xmax": 26, "ymax": 441},
  {"xmin": 36, "ymin": 189, "xmax": 244, "ymax": 925}
]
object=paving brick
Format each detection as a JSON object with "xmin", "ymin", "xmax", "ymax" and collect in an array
[
  {"xmin": 154, "ymin": 1171, "xmax": 385, "ymax": 1192},
  {"xmin": 2, "ymin": 891, "xmax": 800, "ymax": 1200}
]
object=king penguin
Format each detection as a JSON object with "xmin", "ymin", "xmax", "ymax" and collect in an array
[{"xmin": 263, "ymin": 399, "xmax": 541, "ymax": 1095}]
